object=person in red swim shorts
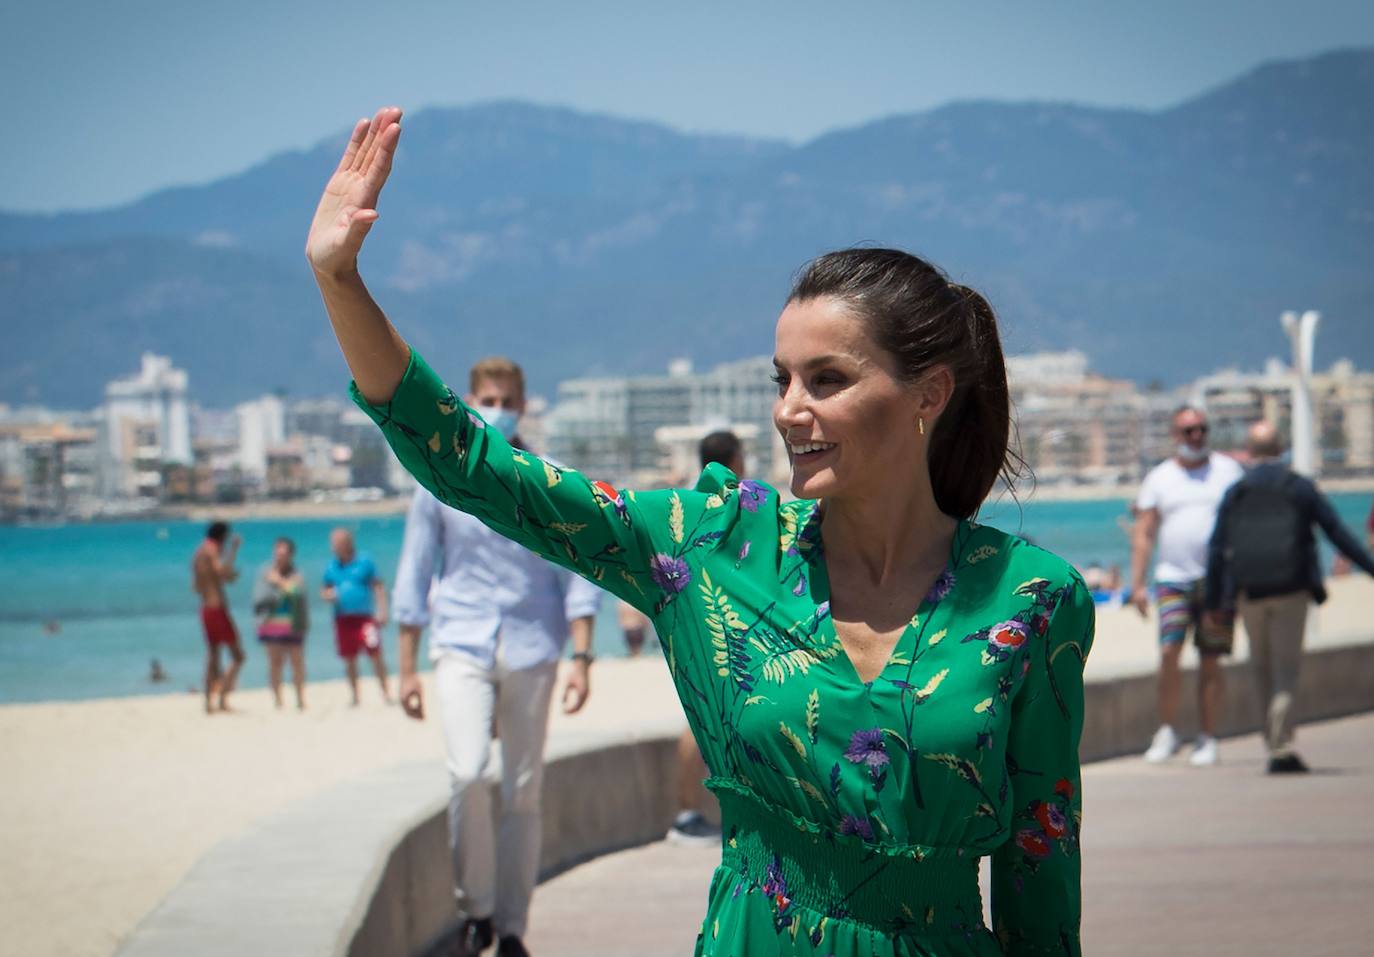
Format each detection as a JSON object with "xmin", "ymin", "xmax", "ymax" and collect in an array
[
  {"xmin": 191, "ymin": 521, "xmax": 245, "ymax": 714},
  {"xmin": 321, "ymin": 526, "xmax": 392, "ymax": 706}
]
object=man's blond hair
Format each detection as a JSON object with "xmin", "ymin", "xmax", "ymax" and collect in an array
[{"xmin": 469, "ymin": 356, "xmax": 525, "ymax": 399}]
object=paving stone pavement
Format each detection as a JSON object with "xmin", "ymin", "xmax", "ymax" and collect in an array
[{"xmin": 524, "ymin": 713, "xmax": 1374, "ymax": 956}]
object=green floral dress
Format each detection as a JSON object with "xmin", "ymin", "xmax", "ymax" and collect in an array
[{"xmin": 353, "ymin": 352, "xmax": 1095, "ymax": 956}]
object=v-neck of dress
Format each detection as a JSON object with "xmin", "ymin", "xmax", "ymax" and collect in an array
[{"xmin": 801, "ymin": 507, "xmax": 966, "ymax": 688}]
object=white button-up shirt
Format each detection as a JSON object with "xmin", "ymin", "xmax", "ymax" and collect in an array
[{"xmin": 392, "ymin": 486, "xmax": 604, "ymax": 670}]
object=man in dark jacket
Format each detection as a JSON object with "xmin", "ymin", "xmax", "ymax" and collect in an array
[{"xmin": 1206, "ymin": 421, "xmax": 1374, "ymax": 773}]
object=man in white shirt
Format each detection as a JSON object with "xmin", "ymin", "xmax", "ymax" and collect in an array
[
  {"xmin": 393, "ymin": 356, "xmax": 602, "ymax": 957},
  {"xmin": 1130, "ymin": 406, "xmax": 1243, "ymax": 766}
]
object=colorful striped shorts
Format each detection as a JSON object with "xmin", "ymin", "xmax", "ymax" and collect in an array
[{"xmin": 1156, "ymin": 580, "xmax": 1233, "ymax": 654}]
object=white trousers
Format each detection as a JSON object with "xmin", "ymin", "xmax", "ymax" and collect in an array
[{"xmin": 434, "ymin": 650, "xmax": 558, "ymax": 937}]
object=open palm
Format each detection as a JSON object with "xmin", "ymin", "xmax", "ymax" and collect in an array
[{"xmin": 305, "ymin": 107, "xmax": 403, "ymax": 278}]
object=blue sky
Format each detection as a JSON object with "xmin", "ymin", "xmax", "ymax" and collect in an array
[{"xmin": 5, "ymin": 0, "xmax": 1373, "ymax": 212}]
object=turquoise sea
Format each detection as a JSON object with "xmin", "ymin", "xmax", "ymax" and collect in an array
[{"xmin": 1, "ymin": 493, "xmax": 1369, "ymax": 704}]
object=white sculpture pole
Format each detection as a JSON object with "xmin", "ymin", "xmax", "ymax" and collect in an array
[
  {"xmin": 1280, "ymin": 310, "xmax": 1320, "ymax": 477},
  {"xmin": 1279, "ymin": 309, "xmax": 1323, "ymax": 654}
]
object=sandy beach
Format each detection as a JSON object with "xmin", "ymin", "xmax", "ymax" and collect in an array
[
  {"xmin": 5, "ymin": 577, "xmax": 1372, "ymax": 957},
  {"xmin": 2, "ymin": 658, "xmax": 680, "ymax": 957}
]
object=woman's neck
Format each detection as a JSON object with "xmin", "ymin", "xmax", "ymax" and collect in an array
[{"xmin": 820, "ymin": 479, "xmax": 956, "ymax": 586}]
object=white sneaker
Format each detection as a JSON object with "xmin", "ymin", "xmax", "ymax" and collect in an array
[
  {"xmin": 1144, "ymin": 724, "xmax": 1179, "ymax": 763},
  {"xmin": 1189, "ymin": 735, "xmax": 1219, "ymax": 767}
]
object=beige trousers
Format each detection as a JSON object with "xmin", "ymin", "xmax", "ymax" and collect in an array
[{"xmin": 1237, "ymin": 591, "xmax": 1310, "ymax": 756}]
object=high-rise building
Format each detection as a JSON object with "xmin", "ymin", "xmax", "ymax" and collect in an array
[
  {"xmin": 100, "ymin": 354, "xmax": 191, "ymax": 499},
  {"xmin": 235, "ymin": 395, "xmax": 286, "ymax": 481}
]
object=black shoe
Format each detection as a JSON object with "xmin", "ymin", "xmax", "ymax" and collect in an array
[
  {"xmin": 666, "ymin": 810, "xmax": 721, "ymax": 847},
  {"xmin": 1267, "ymin": 754, "xmax": 1310, "ymax": 774},
  {"xmin": 448, "ymin": 916, "xmax": 494, "ymax": 956},
  {"xmin": 496, "ymin": 936, "xmax": 530, "ymax": 957}
]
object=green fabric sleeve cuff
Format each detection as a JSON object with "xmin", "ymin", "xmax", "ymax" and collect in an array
[{"xmin": 347, "ymin": 348, "xmax": 446, "ymax": 423}]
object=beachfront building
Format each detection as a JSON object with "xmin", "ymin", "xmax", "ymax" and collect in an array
[
  {"xmin": 545, "ymin": 356, "xmax": 782, "ymax": 486},
  {"xmin": 0, "ymin": 421, "xmax": 98, "ymax": 520},
  {"xmin": 265, "ymin": 434, "xmax": 352, "ymax": 498},
  {"xmin": 1007, "ymin": 351, "xmax": 1145, "ymax": 485},
  {"xmin": 99, "ymin": 354, "xmax": 192, "ymax": 500},
  {"xmin": 235, "ymin": 395, "xmax": 287, "ymax": 483},
  {"xmin": 1137, "ymin": 391, "xmax": 1187, "ymax": 473},
  {"xmin": 1325, "ymin": 360, "xmax": 1374, "ymax": 474},
  {"xmin": 1192, "ymin": 357, "xmax": 1374, "ymax": 476}
]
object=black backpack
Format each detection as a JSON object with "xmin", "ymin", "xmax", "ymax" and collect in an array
[{"xmin": 1224, "ymin": 470, "xmax": 1307, "ymax": 596}]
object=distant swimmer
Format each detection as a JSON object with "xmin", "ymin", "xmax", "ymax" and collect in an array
[
  {"xmin": 192, "ymin": 521, "xmax": 245, "ymax": 714},
  {"xmin": 149, "ymin": 659, "xmax": 168, "ymax": 683},
  {"xmin": 43, "ymin": 620, "xmax": 61, "ymax": 636}
]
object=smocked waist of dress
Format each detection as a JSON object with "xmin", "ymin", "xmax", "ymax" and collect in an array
[{"xmin": 708, "ymin": 779, "xmax": 987, "ymax": 937}]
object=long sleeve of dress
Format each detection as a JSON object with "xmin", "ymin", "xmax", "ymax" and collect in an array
[
  {"xmin": 350, "ymin": 350, "xmax": 731, "ymax": 613},
  {"xmin": 991, "ymin": 576, "xmax": 1095, "ymax": 956}
]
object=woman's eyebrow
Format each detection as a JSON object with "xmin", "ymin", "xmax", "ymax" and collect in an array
[{"xmin": 772, "ymin": 354, "xmax": 846, "ymax": 369}]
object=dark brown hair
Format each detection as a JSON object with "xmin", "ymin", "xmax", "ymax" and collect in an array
[
  {"xmin": 699, "ymin": 430, "xmax": 744, "ymax": 470},
  {"xmin": 788, "ymin": 248, "xmax": 1016, "ymax": 518}
]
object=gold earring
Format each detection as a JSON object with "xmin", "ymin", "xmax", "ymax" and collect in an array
[{"xmin": 918, "ymin": 417, "xmax": 925, "ymax": 435}]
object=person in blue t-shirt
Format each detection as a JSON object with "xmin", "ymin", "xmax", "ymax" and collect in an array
[{"xmin": 322, "ymin": 526, "xmax": 392, "ymax": 705}]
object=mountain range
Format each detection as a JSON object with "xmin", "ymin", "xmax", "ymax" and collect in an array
[{"xmin": 3, "ymin": 48, "xmax": 1371, "ymax": 408}]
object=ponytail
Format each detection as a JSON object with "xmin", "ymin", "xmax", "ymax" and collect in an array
[{"xmin": 927, "ymin": 286, "xmax": 1014, "ymax": 518}]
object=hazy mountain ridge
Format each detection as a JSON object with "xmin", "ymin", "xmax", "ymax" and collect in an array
[{"xmin": 3, "ymin": 49, "xmax": 1371, "ymax": 406}]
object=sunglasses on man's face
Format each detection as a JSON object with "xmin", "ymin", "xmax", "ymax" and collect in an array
[{"xmin": 1179, "ymin": 424, "xmax": 1209, "ymax": 438}]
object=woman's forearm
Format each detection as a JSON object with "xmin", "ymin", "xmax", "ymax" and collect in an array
[{"xmin": 313, "ymin": 267, "xmax": 411, "ymax": 404}]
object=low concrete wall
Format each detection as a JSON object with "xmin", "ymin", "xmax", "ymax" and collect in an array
[
  {"xmin": 117, "ymin": 641, "xmax": 1374, "ymax": 957},
  {"xmin": 350, "ymin": 729, "xmax": 692, "ymax": 957},
  {"xmin": 1080, "ymin": 638, "xmax": 1374, "ymax": 762}
]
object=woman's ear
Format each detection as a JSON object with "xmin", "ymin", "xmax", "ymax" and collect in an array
[{"xmin": 917, "ymin": 364, "xmax": 956, "ymax": 424}]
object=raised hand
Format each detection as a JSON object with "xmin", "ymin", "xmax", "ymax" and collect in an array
[{"xmin": 305, "ymin": 107, "xmax": 403, "ymax": 279}]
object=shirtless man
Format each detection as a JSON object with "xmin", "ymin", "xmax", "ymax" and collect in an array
[{"xmin": 192, "ymin": 521, "xmax": 245, "ymax": 714}]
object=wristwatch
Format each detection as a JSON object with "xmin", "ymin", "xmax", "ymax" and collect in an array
[{"xmin": 571, "ymin": 651, "xmax": 595, "ymax": 665}]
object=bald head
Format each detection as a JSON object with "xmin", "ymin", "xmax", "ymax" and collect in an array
[
  {"xmin": 1247, "ymin": 421, "xmax": 1284, "ymax": 460},
  {"xmin": 330, "ymin": 527, "xmax": 356, "ymax": 562}
]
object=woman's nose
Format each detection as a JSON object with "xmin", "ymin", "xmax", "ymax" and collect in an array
[{"xmin": 774, "ymin": 382, "xmax": 811, "ymax": 427}]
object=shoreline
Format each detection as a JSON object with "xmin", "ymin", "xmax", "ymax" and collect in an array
[{"xmin": 13, "ymin": 475, "xmax": 1374, "ymax": 527}]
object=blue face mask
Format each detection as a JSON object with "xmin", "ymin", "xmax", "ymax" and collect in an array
[{"xmin": 476, "ymin": 404, "xmax": 520, "ymax": 441}]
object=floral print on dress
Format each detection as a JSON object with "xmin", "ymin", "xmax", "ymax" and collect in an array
[{"xmin": 650, "ymin": 553, "xmax": 691, "ymax": 594}]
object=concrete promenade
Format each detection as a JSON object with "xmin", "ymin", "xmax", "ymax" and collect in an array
[{"xmin": 525, "ymin": 712, "xmax": 1374, "ymax": 956}]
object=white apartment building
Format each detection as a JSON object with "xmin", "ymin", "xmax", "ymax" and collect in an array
[
  {"xmin": 235, "ymin": 395, "xmax": 286, "ymax": 480},
  {"xmin": 100, "ymin": 354, "xmax": 191, "ymax": 498}
]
